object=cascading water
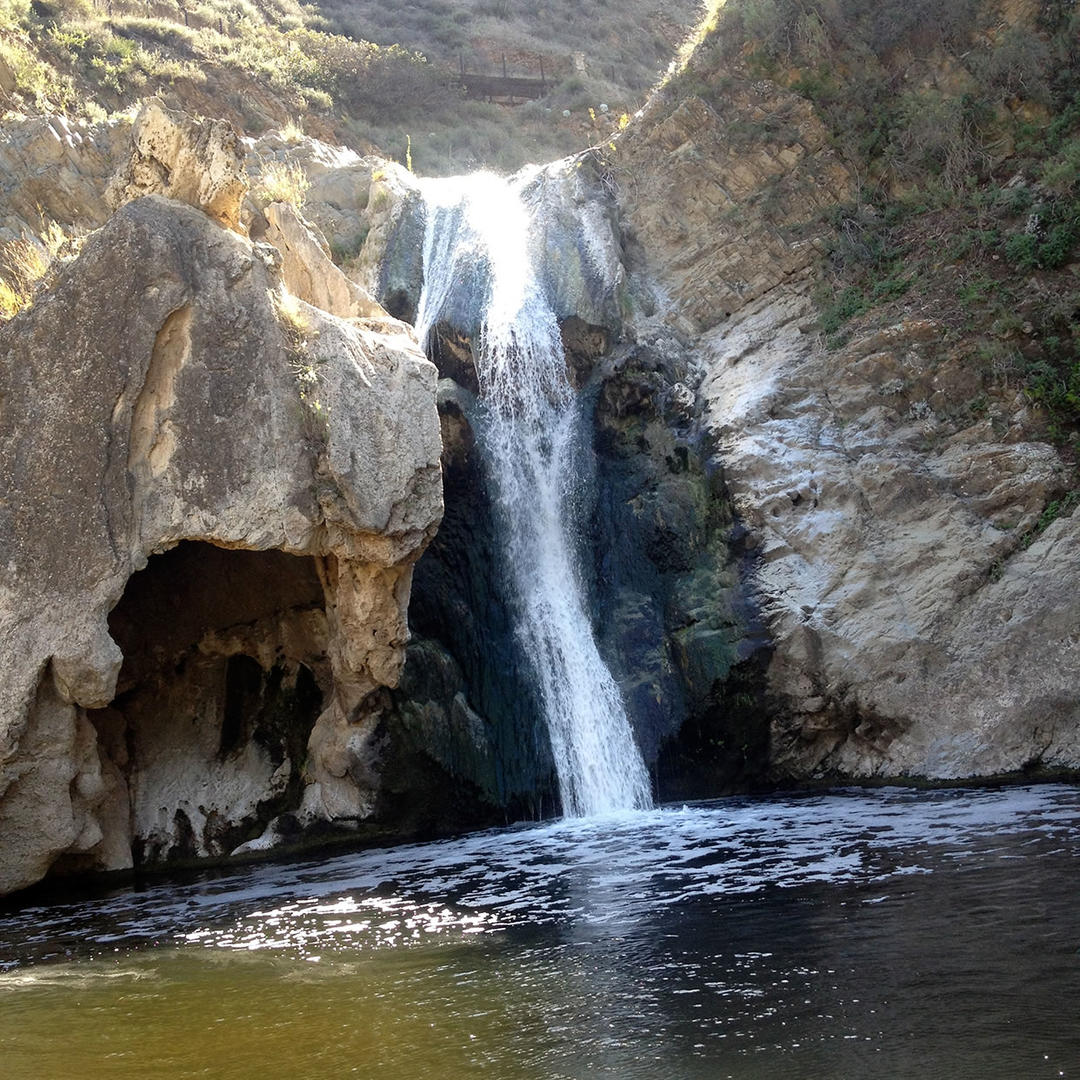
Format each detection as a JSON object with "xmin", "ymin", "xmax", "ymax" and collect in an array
[{"xmin": 415, "ymin": 169, "xmax": 652, "ymax": 817}]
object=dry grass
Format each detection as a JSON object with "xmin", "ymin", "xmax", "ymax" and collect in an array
[
  {"xmin": 279, "ymin": 116, "xmax": 305, "ymax": 144},
  {"xmin": 0, "ymin": 0, "xmax": 706, "ymax": 172},
  {"xmin": 316, "ymin": 0, "xmax": 704, "ymax": 94},
  {"xmin": 0, "ymin": 236, "xmax": 51, "ymax": 321},
  {"xmin": 669, "ymin": 0, "xmax": 726, "ymax": 79},
  {"xmin": 272, "ymin": 286, "xmax": 311, "ymax": 335},
  {"xmin": 256, "ymin": 160, "xmax": 310, "ymax": 208},
  {"xmin": 0, "ymin": 278, "xmax": 25, "ymax": 320}
]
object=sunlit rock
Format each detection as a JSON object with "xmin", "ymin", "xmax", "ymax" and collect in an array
[{"xmin": 0, "ymin": 194, "xmax": 442, "ymax": 895}]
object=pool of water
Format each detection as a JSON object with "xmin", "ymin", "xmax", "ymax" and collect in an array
[{"xmin": 0, "ymin": 785, "xmax": 1077, "ymax": 1079}]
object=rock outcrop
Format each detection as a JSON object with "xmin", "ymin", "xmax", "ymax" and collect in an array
[
  {"xmin": 617, "ymin": 78, "xmax": 852, "ymax": 335},
  {"xmin": 244, "ymin": 131, "xmax": 421, "ymax": 312},
  {"xmin": 106, "ymin": 99, "xmax": 248, "ymax": 231},
  {"xmin": 696, "ymin": 293, "xmax": 1079, "ymax": 779},
  {"xmin": 589, "ymin": 331, "xmax": 772, "ymax": 799},
  {"xmin": 368, "ymin": 157, "xmax": 771, "ymax": 817},
  {"xmin": 5, "ymin": 21, "xmax": 1080, "ymax": 891},
  {"xmin": 262, "ymin": 200, "xmax": 385, "ymax": 320},
  {"xmin": 618, "ymin": 57, "xmax": 1080, "ymax": 781},
  {"xmin": 0, "ymin": 112, "xmax": 129, "ymax": 244},
  {"xmin": 0, "ymin": 192, "xmax": 441, "ymax": 896},
  {"xmin": 0, "ymin": 107, "xmax": 459, "ymax": 896}
]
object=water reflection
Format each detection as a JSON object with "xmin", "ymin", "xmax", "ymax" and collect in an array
[{"xmin": 0, "ymin": 786, "xmax": 1078, "ymax": 1078}]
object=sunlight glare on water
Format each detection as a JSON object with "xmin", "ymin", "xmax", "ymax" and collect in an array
[{"xmin": 0, "ymin": 786, "xmax": 1078, "ymax": 1079}]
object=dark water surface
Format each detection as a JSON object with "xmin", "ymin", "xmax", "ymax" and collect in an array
[{"xmin": 0, "ymin": 785, "xmax": 1077, "ymax": 1079}]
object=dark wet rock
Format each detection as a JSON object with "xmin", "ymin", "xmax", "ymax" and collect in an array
[
  {"xmin": 588, "ymin": 338, "xmax": 772, "ymax": 797},
  {"xmin": 561, "ymin": 316, "xmax": 611, "ymax": 390},
  {"xmin": 378, "ymin": 186, "xmax": 426, "ymax": 324},
  {"xmin": 384, "ymin": 379, "xmax": 559, "ymax": 819}
]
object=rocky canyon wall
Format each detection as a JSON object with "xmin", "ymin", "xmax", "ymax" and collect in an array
[
  {"xmin": 367, "ymin": 157, "xmax": 773, "ymax": 815},
  {"xmin": 616, "ymin": 50, "xmax": 1080, "ymax": 782},
  {"xmin": 4, "ymin": 13, "xmax": 1080, "ymax": 894}
]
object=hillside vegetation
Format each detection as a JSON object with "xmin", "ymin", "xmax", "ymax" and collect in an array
[
  {"xmin": 318, "ymin": 0, "xmax": 691, "ymax": 91},
  {"xmin": 670, "ymin": 0, "xmax": 1080, "ymax": 454},
  {"xmin": 3, "ymin": 0, "xmax": 1076, "ymax": 458},
  {"xmin": 0, "ymin": 0, "xmax": 702, "ymax": 173}
]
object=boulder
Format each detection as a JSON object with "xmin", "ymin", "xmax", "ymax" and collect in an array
[
  {"xmin": 0, "ymin": 194, "xmax": 442, "ymax": 895},
  {"xmin": 106, "ymin": 100, "xmax": 248, "ymax": 231},
  {"xmin": 263, "ymin": 200, "xmax": 384, "ymax": 319}
]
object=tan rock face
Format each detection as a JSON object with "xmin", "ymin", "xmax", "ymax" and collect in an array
[
  {"xmin": 619, "ymin": 77, "xmax": 852, "ymax": 334},
  {"xmin": 0, "ymin": 194, "xmax": 442, "ymax": 895},
  {"xmin": 0, "ymin": 113, "xmax": 130, "ymax": 244},
  {"xmin": 106, "ymin": 100, "xmax": 248, "ymax": 230},
  {"xmin": 0, "ymin": 53, "xmax": 15, "ymax": 95},
  {"xmin": 697, "ymin": 291, "xmax": 1078, "ymax": 779},
  {"xmin": 620, "ymin": 69, "xmax": 1080, "ymax": 782},
  {"xmin": 263, "ymin": 200, "xmax": 384, "ymax": 319}
]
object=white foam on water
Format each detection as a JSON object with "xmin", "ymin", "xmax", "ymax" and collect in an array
[{"xmin": 1, "ymin": 785, "xmax": 1078, "ymax": 968}]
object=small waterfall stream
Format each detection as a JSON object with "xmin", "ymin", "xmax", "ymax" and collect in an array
[{"xmin": 414, "ymin": 169, "xmax": 652, "ymax": 817}]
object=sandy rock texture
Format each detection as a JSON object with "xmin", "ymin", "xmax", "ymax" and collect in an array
[
  {"xmin": 244, "ymin": 131, "xmax": 420, "ymax": 308},
  {"xmin": 0, "ymin": 192, "xmax": 441, "ymax": 896},
  {"xmin": 0, "ymin": 106, "xmax": 449, "ymax": 896},
  {"xmin": 106, "ymin": 99, "xmax": 248, "ymax": 230},
  {"xmin": 699, "ymin": 293, "xmax": 1078, "ymax": 779},
  {"xmin": 619, "ymin": 71, "xmax": 1080, "ymax": 780},
  {"xmin": 263, "ymin": 200, "xmax": 384, "ymax": 320},
  {"xmin": 618, "ymin": 79, "xmax": 852, "ymax": 335},
  {"xmin": 0, "ymin": 112, "xmax": 130, "ymax": 244}
]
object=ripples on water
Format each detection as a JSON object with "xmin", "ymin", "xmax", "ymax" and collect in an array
[{"xmin": 0, "ymin": 786, "xmax": 1077, "ymax": 1079}]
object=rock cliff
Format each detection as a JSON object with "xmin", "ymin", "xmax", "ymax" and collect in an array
[
  {"xmin": 4, "ymin": 0, "xmax": 1080, "ymax": 894},
  {"xmin": 0, "ymin": 117, "xmax": 442, "ymax": 895},
  {"xmin": 367, "ymin": 156, "xmax": 771, "ymax": 815},
  {"xmin": 617, "ymin": 31, "xmax": 1080, "ymax": 781}
]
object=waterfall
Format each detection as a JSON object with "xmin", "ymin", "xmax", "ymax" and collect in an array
[{"xmin": 414, "ymin": 169, "xmax": 652, "ymax": 817}]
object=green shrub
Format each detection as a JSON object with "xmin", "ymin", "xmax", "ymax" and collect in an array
[
  {"xmin": 1039, "ymin": 217, "xmax": 1080, "ymax": 269},
  {"xmin": 819, "ymin": 285, "xmax": 867, "ymax": 337},
  {"xmin": 889, "ymin": 91, "xmax": 990, "ymax": 191},
  {"xmin": 25, "ymin": 0, "xmax": 93, "ymax": 24},
  {"xmin": 1026, "ymin": 350, "xmax": 1080, "ymax": 426},
  {"xmin": 476, "ymin": 0, "xmax": 511, "ymax": 18},
  {"xmin": 970, "ymin": 27, "xmax": 1052, "ymax": 104},
  {"xmin": 1025, "ymin": 490, "xmax": 1080, "ymax": 544},
  {"xmin": 1004, "ymin": 230, "xmax": 1040, "ymax": 269},
  {"xmin": 824, "ymin": 204, "xmax": 901, "ymax": 272},
  {"xmin": 1041, "ymin": 136, "xmax": 1080, "ymax": 192}
]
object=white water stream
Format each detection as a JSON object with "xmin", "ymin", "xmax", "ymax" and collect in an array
[{"xmin": 414, "ymin": 169, "xmax": 652, "ymax": 817}]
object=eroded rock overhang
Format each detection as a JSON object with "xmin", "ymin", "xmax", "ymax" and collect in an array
[{"xmin": 0, "ymin": 186, "xmax": 442, "ymax": 896}]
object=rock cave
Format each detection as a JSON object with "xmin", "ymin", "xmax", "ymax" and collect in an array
[{"xmin": 71, "ymin": 542, "xmax": 329, "ymax": 873}]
